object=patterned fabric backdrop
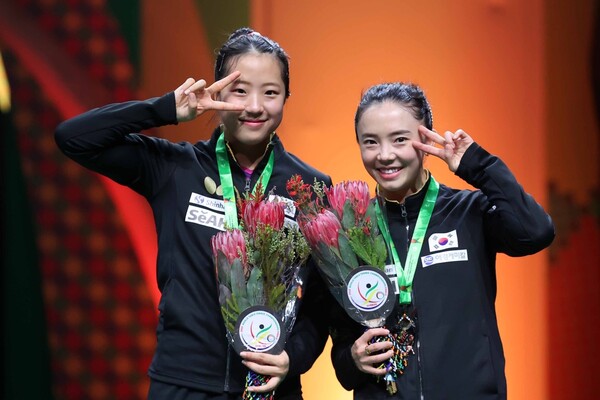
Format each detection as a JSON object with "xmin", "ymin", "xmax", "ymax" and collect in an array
[{"xmin": 4, "ymin": 0, "xmax": 156, "ymax": 398}]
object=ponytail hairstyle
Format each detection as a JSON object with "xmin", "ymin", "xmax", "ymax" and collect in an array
[
  {"xmin": 215, "ymin": 27, "xmax": 291, "ymax": 99},
  {"xmin": 354, "ymin": 82, "xmax": 433, "ymax": 140}
]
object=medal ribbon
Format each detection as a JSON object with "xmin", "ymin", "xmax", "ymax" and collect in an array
[
  {"xmin": 215, "ymin": 132, "xmax": 275, "ymax": 229},
  {"xmin": 375, "ymin": 176, "xmax": 439, "ymax": 304}
]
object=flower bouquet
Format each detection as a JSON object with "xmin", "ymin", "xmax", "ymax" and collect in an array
[
  {"xmin": 211, "ymin": 184, "xmax": 310, "ymax": 400},
  {"xmin": 286, "ymin": 175, "xmax": 414, "ymax": 395}
]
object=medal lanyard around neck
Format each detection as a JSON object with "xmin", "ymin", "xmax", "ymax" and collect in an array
[
  {"xmin": 375, "ymin": 176, "xmax": 439, "ymax": 304},
  {"xmin": 215, "ymin": 132, "xmax": 275, "ymax": 229}
]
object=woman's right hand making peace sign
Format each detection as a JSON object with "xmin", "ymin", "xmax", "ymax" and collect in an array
[{"xmin": 174, "ymin": 71, "xmax": 245, "ymax": 122}]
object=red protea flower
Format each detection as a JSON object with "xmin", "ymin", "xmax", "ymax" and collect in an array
[
  {"xmin": 243, "ymin": 200, "xmax": 285, "ymax": 236},
  {"xmin": 211, "ymin": 229, "xmax": 248, "ymax": 267},
  {"xmin": 299, "ymin": 209, "xmax": 342, "ymax": 249}
]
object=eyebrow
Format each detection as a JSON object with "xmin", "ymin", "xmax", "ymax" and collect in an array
[
  {"xmin": 360, "ymin": 130, "xmax": 412, "ymax": 137},
  {"xmin": 234, "ymin": 79, "xmax": 282, "ymax": 88}
]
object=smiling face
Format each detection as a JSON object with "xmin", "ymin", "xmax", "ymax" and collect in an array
[
  {"xmin": 217, "ymin": 52, "xmax": 286, "ymax": 150},
  {"xmin": 357, "ymin": 101, "xmax": 427, "ymax": 202}
]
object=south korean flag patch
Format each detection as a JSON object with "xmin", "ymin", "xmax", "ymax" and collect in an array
[{"xmin": 428, "ymin": 230, "xmax": 458, "ymax": 252}]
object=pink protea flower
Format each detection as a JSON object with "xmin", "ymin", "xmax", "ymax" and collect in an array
[
  {"xmin": 347, "ymin": 181, "xmax": 370, "ymax": 219},
  {"xmin": 325, "ymin": 181, "xmax": 371, "ymax": 220},
  {"xmin": 299, "ymin": 209, "xmax": 342, "ymax": 249},
  {"xmin": 243, "ymin": 200, "xmax": 285, "ymax": 236},
  {"xmin": 324, "ymin": 183, "xmax": 350, "ymax": 220},
  {"xmin": 211, "ymin": 229, "xmax": 248, "ymax": 267}
]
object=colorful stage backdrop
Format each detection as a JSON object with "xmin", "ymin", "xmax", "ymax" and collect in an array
[{"xmin": 1, "ymin": 0, "xmax": 598, "ymax": 399}]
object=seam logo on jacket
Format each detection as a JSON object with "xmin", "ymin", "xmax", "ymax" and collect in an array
[
  {"xmin": 428, "ymin": 230, "xmax": 458, "ymax": 252},
  {"xmin": 185, "ymin": 192, "xmax": 298, "ymax": 231},
  {"xmin": 185, "ymin": 192, "xmax": 226, "ymax": 231}
]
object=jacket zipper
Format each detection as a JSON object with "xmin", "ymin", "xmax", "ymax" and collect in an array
[
  {"xmin": 245, "ymin": 176, "xmax": 251, "ymax": 192},
  {"xmin": 412, "ymin": 284, "xmax": 425, "ymax": 399},
  {"xmin": 417, "ymin": 338, "xmax": 424, "ymax": 399},
  {"xmin": 224, "ymin": 343, "xmax": 231, "ymax": 391},
  {"xmin": 402, "ymin": 203, "xmax": 424, "ymax": 399},
  {"xmin": 400, "ymin": 204, "xmax": 409, "ymax": 247}
]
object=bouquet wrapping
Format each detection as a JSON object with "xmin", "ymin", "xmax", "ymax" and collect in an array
[
  {"xmin": 286, "ymin": 175, "xmax": 414, "ymax": 394},
  {"xmin": 211, "ymin": 185, "xmax": 310, "ymax": 400}
]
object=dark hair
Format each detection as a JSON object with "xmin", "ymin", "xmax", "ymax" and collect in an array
[
  {"xmin": 215, "ymin": 27, "xmax": 291, "ymax": 99},
  {"xmin": 354, "ymin": 82, "xmax": 433, "ymax": 139}
]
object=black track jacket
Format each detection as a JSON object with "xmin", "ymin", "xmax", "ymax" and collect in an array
[
  {"xmin": 330, "ymin": 143, "xmax": 555, "ymax": 400},
  {"xmin": 55, "ymin": 92, "xmax": 332, "ymax": 398}
]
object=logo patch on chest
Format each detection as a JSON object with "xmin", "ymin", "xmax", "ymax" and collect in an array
[
  {"xmin": 421, "ymin": 249, "xmax": 468, "ymax": 267},
  {"xmin": 185, "ymin": 192, "xmax": 226, "ymax": 231},
  {"xmin": 185, "ymin": 205, "xmax": 226, "ymax": 231},
  {"xmin": 427, "ymin": 230, "xmax": 458, "ymax": 252},
  {"xmin": 189, "ymin": 192, "xmax": 225, "ymax": 212},
  {"xmin": 185, "ymin": 192, "xmax": 298, "ymax": 231}
]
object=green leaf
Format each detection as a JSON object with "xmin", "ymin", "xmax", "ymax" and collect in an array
[
  {"xmin": 230, "ymin": 259, "xmax": 250, "ymax": 311},
  {"xmin": 338, "ymin": 232, "xmax": 359, "ymax": 268},
  {"xmin": 348, "ymin": 228, "xmax": 372, "ymax": 265},
  {"xmin": 345, "ymin": 227, "xmax": 386, "ymax": 270},
  {"xmin": 373, "ymin": 235, "xmax": 388, "ymax": 269},
  {"xmin": 215, "ymin": 250, "xmax": 231, "ymax": 288},
  {"xmin": 218, "ymin": 283, "xmax": 232, "ymax": 306},
  {"xmin": 246, "ymin": 267, "xmax": 264, "ymax": 306},
  {"xmin": 318, "ymin": 241, "xmax": 355, "ymax": 281},
  {"xmin": 221, "ymin": 295, "xmax": 240, "ymax": 332},
  {"xmin": 366, "ymin": 203, "xmax": 379, "ymax": 236},
  {"xmin": 341, "ymin": 200, "xmax": 356, "ymax": 230},
  {"xmin": 316, "ymin": 241, "xmax": 340, "ymax": 266},
  {"xmin": 267, "ymin": 283, "xmax": 286, "ymax": 310}
]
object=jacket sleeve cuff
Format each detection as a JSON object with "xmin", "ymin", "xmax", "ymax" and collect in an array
[
  {"xmin": 332, "ymin": 344, "xmax": 369, "ymax": 390},
  {"xmin": 155, "ymin": 92, "xmax": 179, "ymax": 125},
  {"xmin": 454, "ymin": 142, "xmax": 485, "ymax": 183}
]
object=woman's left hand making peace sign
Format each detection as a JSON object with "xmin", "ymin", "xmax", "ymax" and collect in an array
[
  {"xmin": 174, "ymin": 71, "xmax": 245, "ymax": 123},
  {"xmin": 413, "ymin": 126, "xmax": 475, "ymax": 173}
]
